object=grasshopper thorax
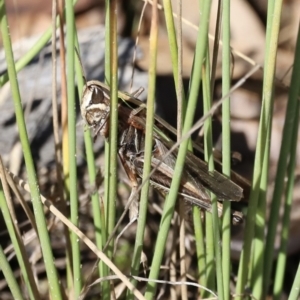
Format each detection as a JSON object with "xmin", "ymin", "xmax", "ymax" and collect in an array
[{"xmin": 81, "ymin": 82, "xmax": 111, "ymax": 137}]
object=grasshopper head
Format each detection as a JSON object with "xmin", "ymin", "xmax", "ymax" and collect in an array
[{"xmin": 81, "ymin": 82, "xmax": 111, "ymax": 137}]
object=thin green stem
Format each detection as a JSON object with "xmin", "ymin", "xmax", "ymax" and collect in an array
[
  {"xmin": 221, "ymin": 1, "xmax": 232, "ymax": 299},
  {"xmin": 144, "ymin": 0, "xmax": 212, "ymax": 298},
  {"xmin": 65, "ymin": 0, "xmax": 82, "ymax": 296},
  {"xmin": 104, "ymin": 0, "xmax": 112, "ymax": 256},
  {"xmin": 235, "ymin": 0, "xmax": 284, "ymax": 297},
  {"xmin": 75, "ymin": 42, "xmax": 108, "ymax": 293},
  {"xmin": 162, "ymin": 0, "xmax": 186, "ymax": 109},
  {"xmin": 203, "ymin": 55, "xmax": 216, "ymax": 293},
  {"xmin": 107, "ymin": 0, "xmax": 119, "ymax": 259},
  {"xmin": 274, "ymin": 97, "xmax": 299, "ymax": 300},
  {"xmin": 203, "ymin": 55, "xmax": 224, "ymax": 299},
  {"xmin": 0, "ymin": 245, "xmax": 24, "ymax": 300},
  {"xmin": 0, "ymin": 178, "xmax": 38, "ymax": 300},
  {"xmin": 270, "ymin": 23, "xmax": 300, "ymax": 299},
  {"xmin": 0, "ymin": 1, "xmax": 62, "ymax": 298},
  {"xmin": 128, "ymin": 3, "xmax": 158, "ymax": 297}
]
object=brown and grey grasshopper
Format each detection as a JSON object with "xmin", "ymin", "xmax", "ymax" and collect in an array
[{"xmin": 80, "ymin": 80, "xmax": 249, "ymax": 224}]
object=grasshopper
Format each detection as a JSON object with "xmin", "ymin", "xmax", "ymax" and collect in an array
[{"xmin": 80, "ymin": 80, "xmax": 249, "ymax": 224}]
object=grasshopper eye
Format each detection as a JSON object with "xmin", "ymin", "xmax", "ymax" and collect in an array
[{"xmin": 90, "ymin": 86, "xmax": 104, "ymax": 104}]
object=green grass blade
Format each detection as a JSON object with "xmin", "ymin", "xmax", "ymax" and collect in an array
[
  {"xmin": 65, "ymin": 0, "xmax": 82, "ymax": 296},
  {"xmin": 144, "ymin": 0, "xmax": 212, "ymax": 298},
  {"xmin": 104, "ymin": 0, "xmax": 111, "ymax": 229},
  {"xmin": 203, "ymin": 51, "xmax": 215, "ymax": 293},
  {"xmin": 106, "ymin": 0, "xmax": 119, "ymax": 261},
  {"xmin": 0, "ymin": 1, "xmax": 63, "ymax": 299},
  {"xmin": 235, "ymin": 0, "xmax": 284, "ymax": 297},
  {"xmin": 163, "ymin": 3, "xmax": 206, "ymax": 292},
  {"xmin": 203, "ymin": 53, "xmax": 224, "ymax": 298},
  {"xmin": 0, "ymin": 179, "xmax": 38, "ymax": 300},
  {"xmin": 101, "ymin": 3, "xmax": 116, "ymax": 297},
  {"xmin": 162, "ymin": 0, "xmax": 186, "ymax": 108},
  {"xmin": 274, "ymin": 96, "xmax": 299, "ymax": 300},
  {"xmin": 75, "ymin": 42, "xmax": 108, "ymax": 293},
  {"xmin": 193, "ymin": 207, "xmax": 206, "ymax": 296},
  {"xmin": 251, "ymin": 129, "xmax": 270, "ymax": 298},
  {"xmin": 221, "ymin": 1, "xmax": 232, "ymax": 299},
  {"xmin": 104, "ymin": 3, "xmax": 119, "ymax": 297},
  {"xmin": 0, "ymin": 245, "xmax": 24, "ymax": 300},
  {"xmin": 128, "ymin": 4, "xmax": 158, "ymax": 297},
  {"xmin": 271, "ymin": 23, "xmax": 300, "ymax": 299},
  {"xmin": 251, "ymin": 2, "xmax": 278, "ymax": 297},
  {"xmin": 249, "ymin": 1, "xmax": 281, "ymax": 298},
  {"xmin": 95, "ymin": 3, "xmax": 119, "ymax": 297}
]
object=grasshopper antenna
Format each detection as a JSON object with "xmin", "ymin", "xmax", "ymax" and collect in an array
[{"xmin": 75, "ymin": 47, "xmax": 88, "ymax": 86}]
